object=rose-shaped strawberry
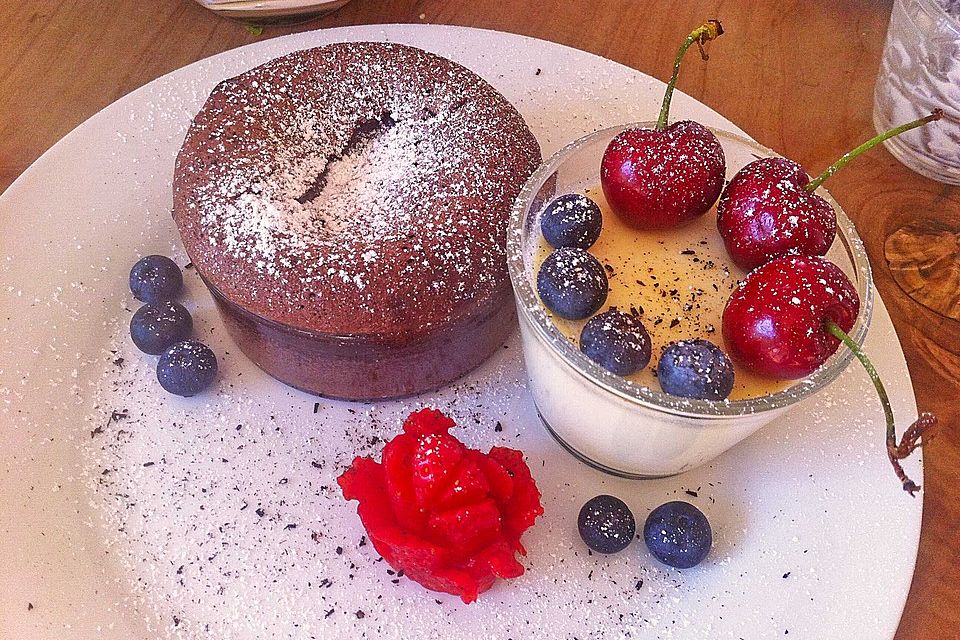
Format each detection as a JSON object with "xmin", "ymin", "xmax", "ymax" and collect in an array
[{"xmin": 337, "ymin": 408, "xmax": 543, "ymax": 603}]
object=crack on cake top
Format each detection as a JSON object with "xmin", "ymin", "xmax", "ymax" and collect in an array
[
  {"xmin": 295, "ymin": 110, "xmax": 397, "ymax": 206},
  {"xmin": 173, "ymin": 42, "xmax": 541, "ymax": 334}
]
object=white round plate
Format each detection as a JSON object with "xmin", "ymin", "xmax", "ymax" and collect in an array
[{"xmin": 0, "ymin": 25, "xmax": 922, "ymax": 640}]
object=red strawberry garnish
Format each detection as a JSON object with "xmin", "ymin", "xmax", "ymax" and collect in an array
[
  {"xmin": 434, "ymin": 457, "xmax": 492, "ymax": 511},
  {"xmin": 428, "ymin": 499, "xmax": 502, "ymax": 555},
  {"xmin": 409, "ymin": 431, "xmax": 464, "ymax": 506},
  {"xmin": 338, "ymin": 409, "xmax": 543, "ymax": 603}
]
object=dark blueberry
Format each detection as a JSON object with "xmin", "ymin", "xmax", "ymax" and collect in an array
[
  {"xmin": 578, "ymin": 494, "xmax": 636, "ymax": 554},
  {"xmin": 643, "ymin": 501, "xmax": 712, "ymax": 569},
  {"xmin": 541, "ymin": 193, "xmax": 603, "ymax": 250},
  {"xmin": 130, "ymin": 301, "xmax": 193, "ymax": 355},
  {"xmin": 129, "ymin": 255, "xmax": 183, "ymax": 303},
  {"xmin": 580, "ymin": 309, "xmax": 651, "ymax": 376},
  {"xmin": 157, "ymin": 341, "xmax": 218, "ymax": 397},
  {"xmin": 536, "ymin": 247, "xmax": 608, "ymax": 320},
  {"xmin": 657, "ymin": 339, "xmax": 735, "ymax": 400}
]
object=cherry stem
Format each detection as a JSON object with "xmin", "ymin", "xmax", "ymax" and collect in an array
[
  {"xmin": 656, "ymin": 20, "xmax": 724, "ymax": 131},
  {"xmin": 805, "ymin": 109, "xmax": 943, "ymax": 192},
  {"xmin": 824, "ymin": 319, "xmax": 936, "ymax": 496}
]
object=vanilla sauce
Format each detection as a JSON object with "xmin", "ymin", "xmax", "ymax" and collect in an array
[{"xmin": 535, "ymin": 187, "xmax": 789, "ymax": 401}]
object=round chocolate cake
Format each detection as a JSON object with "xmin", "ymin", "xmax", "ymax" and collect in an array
[{"xmin": 172, "ymin": 42, "xmax": 541, "ymax": 399}]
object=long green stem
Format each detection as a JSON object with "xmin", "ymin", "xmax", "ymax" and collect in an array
[
  {"xmin": 656, "ymin": 20, "xmax": 724, "ymax": 131},
  {"xmin": 825, "ymin": 319, "xmax": 935, "ymax": 495},
  {"xmin": 825, "ymin": 319, "xmax": 894, "ymax": 441},
  {"xmin": 805, "ymin": 109, "xmax": 943, "ymax": 192}
]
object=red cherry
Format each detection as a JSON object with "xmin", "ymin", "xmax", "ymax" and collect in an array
[
  {"xmin": 716, "ymin": 158, "xmax": 835, "ymax": 270},
  {"xmin": 723, "ymin": 255, "xmax": 936, "ymax": 495},
  {"xmin": 722, "ymin": 255, "xmax": 859, "ymax": 379},
  {"xmin": 600, "ymin": 20, "xmax": 725, "ymax": 229},
  {"xmin": 601, "ymin": 121, "xmax": 726, "ymax": 228},
  {"xmin": 717, "ymin": 110, "xmax": 943, "ymax": 271}
]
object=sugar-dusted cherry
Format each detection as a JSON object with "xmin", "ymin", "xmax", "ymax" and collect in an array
[
  {"xmin": 722, "ymin": 255, "xmax": 935, "ymax": 494},
  {"xmin": 722, "ymin": 255, "xmax": 859, "ymax": 379},
  {"xmin": 600, "ymin": 20, "xmax": 726, "ymax": 229},
  {"xmin": 717, "ymin": 110, "xmax": 943, "ymax": 271}
]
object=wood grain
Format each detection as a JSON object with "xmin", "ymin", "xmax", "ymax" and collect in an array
[
  {"xmin": 1, "ymin": 0, "xmax": 958, "ymax": 637},
  {"xmin": 886, "ymin": 221, "xmax": 960, "ymax": 319}
]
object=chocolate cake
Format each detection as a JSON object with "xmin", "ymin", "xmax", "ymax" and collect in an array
[{"xmin": 172, "ymin": 42, "xmax": 542, "ymax": 399}]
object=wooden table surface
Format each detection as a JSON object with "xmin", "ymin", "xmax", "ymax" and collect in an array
[{"xmin": 2, "ymin": 0, "xmax": 958, "ymax": 636}]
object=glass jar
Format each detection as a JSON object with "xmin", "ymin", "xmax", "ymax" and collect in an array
[{"xmin": 874, "ymin": 0, "xmax": 960, "ymax": 184}]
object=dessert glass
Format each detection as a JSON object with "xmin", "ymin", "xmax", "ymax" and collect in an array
[{"xmin": 507, "ymin": 123, "xmax": 875, "ymax": 478}]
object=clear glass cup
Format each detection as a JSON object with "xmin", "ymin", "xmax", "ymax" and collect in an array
[
  {"xmin": 507, "ymin": 123, "xmax": 875, "ymax": 478},
  {"xmin": 874, "ymin": 0, "xmax": 960, "ymax": 184}
]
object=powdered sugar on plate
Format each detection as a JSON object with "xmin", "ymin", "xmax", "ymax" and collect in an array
[{"xmin": 79, "ymin": 298, "xmax": 730, "ymax": 639}]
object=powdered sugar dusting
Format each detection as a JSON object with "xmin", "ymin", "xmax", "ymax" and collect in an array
[
  {"xmin": 205, "ymin": 110, "xmax": 466, "ymax": 268},
  {"xmin": 173, "ymin": 42, "xmax": 541, "ymax": 335}
]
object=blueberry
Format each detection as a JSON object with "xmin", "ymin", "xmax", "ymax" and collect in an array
[
  {"xmin": 130, "ymin": 255, "xmax": 183, "ymax": 303},
  {"xmin": 580, "ymin": 309, "xmax": 651, "ymax": 376},
  {"xmin": 578, "ymin": 494, "xmax": 636, "ymax": 554},
  {"xmin": 657, "ymin": 339, "xmax": 735, "ymax": 400},
  {"xmin": 643, "ymin": 501, "xmax": 712, "ymax": 569},
  {"xmin": 157, "ymin": 341, "xmax": 218, "ymax": 397},
  {"xmin": 541, "ymin": 193, "xmax": 603, "ymax": 249},
  {"xmin": 536, "ymin": 247, "xmax": 608, "ymax": 320},
  {"xmin": 130, "ymin": 301, "xmax": 193, "ymax": 355}
]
